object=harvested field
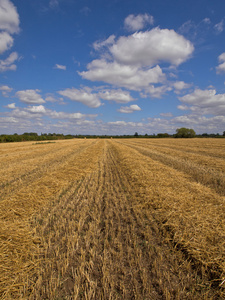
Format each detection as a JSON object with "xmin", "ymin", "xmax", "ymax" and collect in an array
[{"xmin": 1, "ymin": 138, "xmax": 225, "ymax": 299}]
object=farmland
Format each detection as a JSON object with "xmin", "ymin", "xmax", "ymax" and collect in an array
[{"xmin": 1, "ymin": 138, "xmax": 225, "ymax": 299}]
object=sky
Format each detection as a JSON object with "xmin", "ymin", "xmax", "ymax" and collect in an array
[{"xmin": 1, "ymin": 0, "xmax": 225, "ymax": 135}]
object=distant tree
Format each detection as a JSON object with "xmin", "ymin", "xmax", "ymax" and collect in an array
[
  {"xmin": 202, "ymin": 133, "xmax": 209, "ymax": 137},
  {"xmin": 223, "ymin": 131, "xmax": 225, "ymax": 136},
  {"xmin": 134, "ymin": 132, "xmax": 138, "ymax": 137},
  {"xmin": 175, "ymin": 127, "xmax": 196, "ymax": 138},
  {"xmin": 157, "ymin": 133, "xmax": 170, "ymax": 138}
]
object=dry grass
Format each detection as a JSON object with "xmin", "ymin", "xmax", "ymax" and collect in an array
[{"xmin": 1, "ymin": 138, "xmax": 225, "ymax": 299}]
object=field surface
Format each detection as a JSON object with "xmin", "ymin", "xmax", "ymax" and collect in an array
[{"xmin": 1, "ymin": 138, "xmax": 225, "ymax": 299}]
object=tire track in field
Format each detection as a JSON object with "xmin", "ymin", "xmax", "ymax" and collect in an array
[{"xmin": 29, "ymin": 140, "xmax": 204, "ymax": 299}]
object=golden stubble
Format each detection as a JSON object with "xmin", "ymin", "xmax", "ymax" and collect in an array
[{"xmin": 1, "ymin": 138, "xmax": 225, "ymax": 299}]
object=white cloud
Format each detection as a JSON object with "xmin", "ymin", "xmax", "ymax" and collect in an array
[
  {"xmin": 98, "ymin": 89, "xmax": 135, "ymax": 103},
  {"xmin": 110, "ymin": 28, "xmax": 194, "ymax": 67},
  {"xmin": 16, "ymin": 89, "xmax": 45, "ymax": 104},
  {"xmin": 216, "ymin": 52, "xmax": 225, "ymax": 74},
  {"xmin": 58, "ymin": 87, "xmax": 101, "ymax": 108},
  {"xmin": 0, "ymin": 31, "xmax": 13, "ymax": 54},
  {"xmin": 218, "ymin": 53, "xmax": 225, "ymax": 62},
  {"xmin": 216, "ymin": 62, "xmax": 225, "ymax": 74},
  {"xmin": 93, "ymin": 35, "xmax": 116, "ymax": 51},
  {"xmin": 0, "ymin": 51, "xmax": 18, "ymax": 71},
  {"xmin": 160, "ymin": 112, "xmax": 173, "ymax": 117},
  {"xmin": 48, "ymin": 111, "xmax": 85, "ymax": 120},
  {"xmin": 124, "ymin": 14, "xmax": 154, "ymax": 32},
  {"xmin": 0, "ymin": 84, "xmax": 12, "ymax": 96},
  {"xmin": 173, "ymin": 81, "xmax": 192, "ymax": 94},
  {"xmin": 143, "ymin": 84, "xmax": 172, "ymax": 98},
  {"xmin": 214, "ymin": 20, "xmax": 224, "ymax": 34},
  {"xmin": 26, "ymin": 105, "xmax": 46, "ymax": 114},
  {"xmin": 6, "ymin": 102, "xmax": 15, "ymax": 109},
  {"xmin": 54, "ymin": 64, "xmax": 66, "ymax": 70},
  {"xmin": 177, "ymin": 104, "xmax": 190, "ymax": 111},
  {"xmin": 80, "ymin": 60, "xmax": 165, "ymax": 90},
  {"xmin": 0, "ymin": 0, "xmax": 20, "ymax": 34},
  {"xmin": 179, "ymin": 88, "xmax": 225, "ymax": 115},
  {"xmin": 173, "ymin": 81, "xmax": 191, "ymax": 91},
  {"xmin": 81, "ymin": 28, "xmax": 193, "ymax": 96},
  {"xmin": 118, "ymin": 104, "xmax": 141, "ymax": 113}
]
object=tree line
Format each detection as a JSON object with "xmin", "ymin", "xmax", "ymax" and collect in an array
[{"xmin": 0, "ymin": 128, "xmax": 225, "ymax": 143}]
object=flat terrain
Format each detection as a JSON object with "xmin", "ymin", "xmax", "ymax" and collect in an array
[{"xmin": 1, "ymin": 138, "xmax": 225, "ymax": 299}]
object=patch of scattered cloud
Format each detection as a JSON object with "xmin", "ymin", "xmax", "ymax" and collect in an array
[
  {"xmin": 98, "ymin": 89, "xmax": 135, "ymax": 103},
  {"xmin": 0, "ymin": 0, "xmax": 20, "ymax": 34},
  {"xmin": 26, "ymin": 105, "xmax": 46, "ymax": 114},
  {"xmin": 0, "ymin": 85, "xmax": 12, "ymax": 96},
  {"xmin": 58, "ymin": 87, "xmax": 102, "ymax": 108},
  {"xmin": 110, "ymin": 28, "xmax": 194, "ymax": 67},
  {"xmin": 93, "ymin": 35, "xmax": 116, "ymax": 51},
  {"xmin": 0, "ymin": 51, "xmax": 19, "ymax": 72},
  {"xmin": 0, "ymin": 31, "xmax": 13, "ymax": 54},
  {"xmin": 160, "ymin": 112, "xmax": 173, "ymax": 117},
  {"xmin": 16, "ymin": 89, "xmax": 45, "ymax": 104},
  {"xmin": 80, "ymin": 60, "xmax": 165, "ymax": 90},
  {"xmin": 214, "ymin": 19, "xmax": 224, "ymax": 34},
  {"xmin": 6, "ymin": 102, "xmax": 15, "ymax": 109},
  {"xmin": 142, "ymin": 84, "xmax": 172, "ymax": 98},
  {"xmin": 54, "ymin": 64, "xmax": 66, "ymax": 70},
  {"xmin": 179, "ymin": 88, "xmax": 225, "ymax": 115},
  {"xmin": 118, "ymin": 104, "xmax": 141, "ymax": 113},
  {"xmin": 124, "ymin": 13, "xmax": 154, "ymax": 32},
  {"xmin": 216, "ymin": 52, "xmax": 225, "ymax": 74}
]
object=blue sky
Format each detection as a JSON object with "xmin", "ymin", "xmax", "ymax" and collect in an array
[{"xmin": 1, "ymin": 0, "xmax": 225, "ymax": 135}]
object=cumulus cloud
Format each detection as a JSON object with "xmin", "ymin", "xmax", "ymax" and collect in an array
[
  {"xmin": 98, "ymin": 89, "xmax": 135, "ymax": 103},
  {"xmin": 0, "ymin": 0, "xmax": 20, "ymax": 34},
  {"xmin": 110, "ymin": 28, "xmax": 194, "ymax": 67},
  {"xmin": 16, "ymin": 89, "xmax": 45, "ymax": 104},
  {"xmin": 81, "ymin": 27, "xmax": 193, "ymax": 97},
  {"xmin": 124, "ymin": 13, "xmax": 154, "ymax": 32},
  {"xmin": 26, "ymin": 105, "xmax": 46, "ymax": 114},
  {"xmin": 118, "ymin": 104, "xmax": 141, "ymax": 113},
  {"xmin": 93, "ymin": 35, "xmax": 116, "ymax": 51},
  {"xmin": 0, "ymin": 31, "xmax": 13, "ymax": 54},
  {"xmin": 143, "ymin": 84, "xmax": 172, "ymax": 98},
  {"xmin": 58, "ymin": 87, "xmax": 101, "ymax": 108},
  {"xmin": 80, "ymin": 60, "xmax": 165, "ymax": 90},
  {"xmin": 0, "ymin": 84, "xmax": 12, "ymax": 96},
  {"xmin": 6, "ymin": 102, "xmax": 15, "ymax": 109},
  {"xmin": 48, "ymin": 111, "xmax": 86, "ymax": 120},
  {"xmin": 0, "ymin": 0, "xmax": 20, "ymax": 62},
  {"xmin": 216, "ymin": 52, "xmax": 225, "ymax": 74},
  {"xmin": 54, "ymin": 64, "xmax": 66, "ymax": 70},
  {"xmin": 177, "ymin": 104, "xmax": 190, "ymax": 111},
  {"xmin": 173, "ymin": 81, "xmax": 192, "ymax": 94},
  {"xmin": 160, "ymin": 112, "xmax": 173, "ymax": 117},
  {"xmin": 0, "ymin": 51, "xmax": 18, "ymax": 72},
  {"xmin": 179, "ymin": 88, "xmax": 225, "ymax": 115},
  {"xmin": 173, "ymin": 81, "xmax": 191, "ymax": 91}
]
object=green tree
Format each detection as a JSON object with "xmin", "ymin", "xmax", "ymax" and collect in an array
[{"xmin": 175, "ymin": 127, "xmax": 196, "ymax": 138}]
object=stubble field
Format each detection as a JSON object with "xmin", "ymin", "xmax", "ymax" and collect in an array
[{"xmin": 1, "ymin": 138, "xmax": 225, "ymax": 299}]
